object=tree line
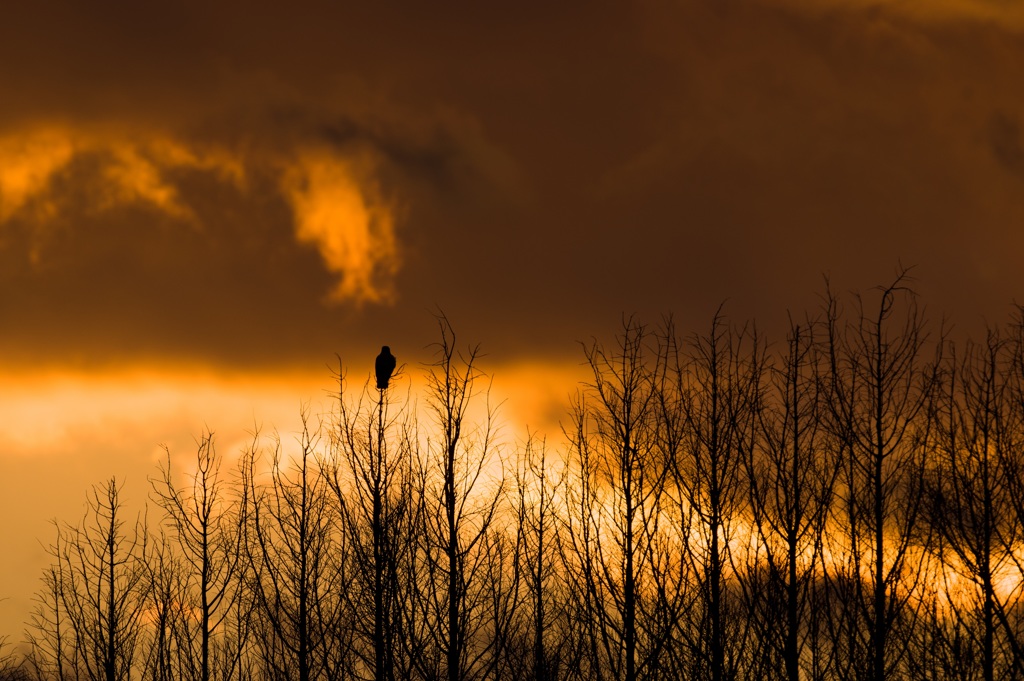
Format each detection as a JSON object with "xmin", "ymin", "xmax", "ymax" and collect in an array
[{"xmin": 8, "ymin": 273, "xmax": 1024, "ymax": 681}]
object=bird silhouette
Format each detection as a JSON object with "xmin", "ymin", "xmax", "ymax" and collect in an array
[{"xmin": 375, "ymin": 346, "xmax": 396, "ymax": 390}]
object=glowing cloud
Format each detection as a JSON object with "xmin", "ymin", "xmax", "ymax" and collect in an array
[
  {"xmin": 0, "ymin": 124, "xmax": 402, "ymax": 306},
  {"xmin": 103, "ymin": 142, "xmax": 191, "ymax": 218},
  {"xmin": 0, "ymin": 127, "xmax": 246, "ymax": 223},
  {"xmin": 281, "ymin": 150, "xmax": 399, "ymax": 305},
  {"xmin": 0, "ymin": 127, "xmax": 75, "ymax": 221}
]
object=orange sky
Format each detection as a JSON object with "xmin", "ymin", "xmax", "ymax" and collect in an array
[{"xmin": 1, "ymin": 0, "xmax": 1024, "ymax": 642}]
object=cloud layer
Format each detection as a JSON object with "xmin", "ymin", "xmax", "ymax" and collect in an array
[{"xmin": 1, "ymin": 0, "xmax": 1023, "ymax": 369}]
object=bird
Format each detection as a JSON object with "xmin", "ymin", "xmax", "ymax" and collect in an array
[{"xmin": 375, "ymin": 346, "xmax": 396, "ymax": 390}]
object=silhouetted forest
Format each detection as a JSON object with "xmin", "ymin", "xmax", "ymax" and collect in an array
[{"xmin": 8, "ymin": 273, "xmax": 1024, "ymax": 681}]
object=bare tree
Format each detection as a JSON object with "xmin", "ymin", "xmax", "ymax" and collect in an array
[
  {"xmin": 0, "ymin": 638, "xmax": 28, "ymax": 681},
  {"xmin": 925, "ymin": 332, "xmax": 1024, "ymax": 680},
  {"xmin": 410, "ymin": 315, "xmax": 505, "ymax": 681},
  {"xmin": 743, "ymin": 317, "xmax": 838, "ymax": 680},
  {"xmin": 329, "ymin": 363, "xmax": 418, "ymax": 681},
  {"xmin": 510, "ymin": 435, "xmax": 571, "ymax": 681},
  {"xmin": 43, "ymin": 478, "xmax": 146, "ymax": 681},
  {"xmin": 563, "ymin": 318, "xmax": 675, "ymax": 681},
  {"xmin": 478, "ymin": 433, "xmax": 574, "ymax": 681},
  {"xmin": 242, "ymin": 418, "xmax": 353, "ymax": 681},
  {"xmin": 672, "ymin": 313, "xmax": 762, "ymax": 681},
  {"xmin": 136, "ymin": 528, "xmax": 187, "ymax": 681},
  {"xmin": 26, "ymin": 550, "xmax": 77, "ymax": 681},
  {"xmin": 903, "ymin": 549, "xmax": 982, "ymax": 681},
  {"xmin": 150, "ymin": 431, "xmax": 245, "ymax": 681},
  {"xmin": 823, "ymin": 272, "xmax": 939, "ymax": 681}
]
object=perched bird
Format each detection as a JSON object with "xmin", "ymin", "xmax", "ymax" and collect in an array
[{"xmin": 375, "ymin": 346, "xmax": 396, "ymax": 390}]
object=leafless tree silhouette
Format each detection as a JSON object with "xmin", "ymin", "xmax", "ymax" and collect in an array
[
  {"xmin": 743, "ymin": 316, "xmax": 838, "ymax": 680},
  {"xmin": 329, "ymin": 362, "xmax": 419, "ymax": 681},
  {"xmin": 409, "ymin": 315, "xmax": 505, "ymax": 681},
  {"xmin": 508, "ymin": 435, "xmax": 572, "ymax": 681},
  {"xmin": 150, "ymin": 432, "xmax": 245, "ymax": 681},
  {"xmin": 563, "ymin": 319, "xmax": 677, "ymax": 681},
  {"xmin": 242, "ymin": 418, "xmax": 353, "ymax": 681},
  {"xmin": 32, "ymin": 479, "xmax": 146, "ymax": 681},
  {"xmin": 823, "ymin": 271, "xmax": 940, "ymax": 681},
  {"xmin": 673, "ymin": 314, "xmax": 763, "ymax": 681}
]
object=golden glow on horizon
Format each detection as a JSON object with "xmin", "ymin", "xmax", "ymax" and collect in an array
[
  {"xmin": 0, "ymin": 360, "xmax": 584, "ymax": 463},
  {"xmin": 3, "ymin": 361, "xmax": 1023, "ymax": 642},
  {"xmin": 0, "ymin": 369, "xmax": 330, "ymax": 467}
]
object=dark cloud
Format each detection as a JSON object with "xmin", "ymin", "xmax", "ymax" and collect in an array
[
  {"xmin": 989, "ymin": 112, "xmax": 1024, "ymax": 178},
  {"xmin": 2, "ymin": 1, "xmax": 1023, "ymax": 370}
]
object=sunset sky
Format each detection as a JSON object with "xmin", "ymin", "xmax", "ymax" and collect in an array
[{"xmin": 2, "ymin": 0, "xmax": 1024, "ymax": 642}]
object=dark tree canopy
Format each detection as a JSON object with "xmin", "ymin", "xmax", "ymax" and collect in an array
[{"xmin": 21, "ymin": 282, "xmax": 1024, "ymax": 681}]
